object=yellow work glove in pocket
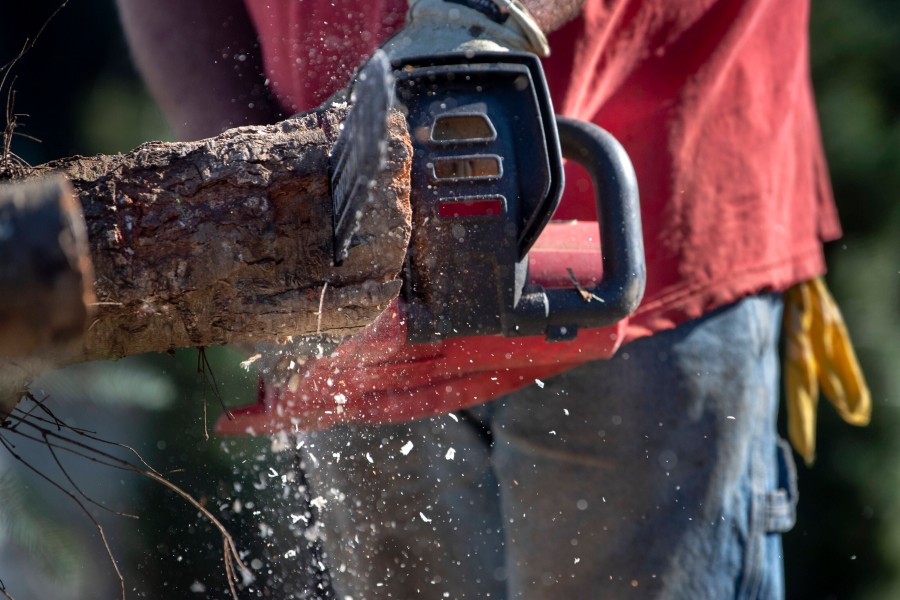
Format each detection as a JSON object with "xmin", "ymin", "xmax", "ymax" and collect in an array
[{"xmin": 783, "ymin": 277, "xmax": 871, "ymax": 465}]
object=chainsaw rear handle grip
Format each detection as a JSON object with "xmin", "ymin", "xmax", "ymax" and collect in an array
[{"xmin": 544, "ymin": 117, "xmax": 646, "ymax": 330}]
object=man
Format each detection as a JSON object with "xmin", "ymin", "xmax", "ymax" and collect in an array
[{"xmin": 116, "ymin": 1, "xmax": 844, "ymax": 597}]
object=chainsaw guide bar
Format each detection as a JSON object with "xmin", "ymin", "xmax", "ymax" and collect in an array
[{"xmin": 329, "ymin": 50, "xmax": 395, "ymax": 263}]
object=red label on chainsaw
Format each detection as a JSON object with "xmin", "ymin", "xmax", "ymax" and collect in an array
[{"xmin": 438, "ymin": 197, "xmax": 506, "ymax": 219}]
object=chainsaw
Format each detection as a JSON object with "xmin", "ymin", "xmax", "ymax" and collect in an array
[{"xmin": 216, "ymin": 51, "xmax": 645, "ymax": 435}]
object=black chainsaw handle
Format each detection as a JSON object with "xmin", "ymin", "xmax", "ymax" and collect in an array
[{"xmin": 543, "ymin": 117, "xmax": 646, "ymax": 332}]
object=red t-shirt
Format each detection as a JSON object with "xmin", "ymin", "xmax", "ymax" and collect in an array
[{"xmin": 244, "ymin": 0, "xmax": 841, "ymax": 342}]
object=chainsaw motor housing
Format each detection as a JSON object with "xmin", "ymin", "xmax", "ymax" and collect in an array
[{"xmin": 393, "ymin": 53, "xmax": 646, "ymax": 343}]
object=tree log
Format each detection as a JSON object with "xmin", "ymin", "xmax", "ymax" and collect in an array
[{"xmin": 0, "ymin": 108, "xmax": 412, "ymax": 407}]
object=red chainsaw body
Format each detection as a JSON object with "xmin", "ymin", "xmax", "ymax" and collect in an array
[{"xmin": 216, "ymin": 222, "xmax": 625, "ymax": 435}]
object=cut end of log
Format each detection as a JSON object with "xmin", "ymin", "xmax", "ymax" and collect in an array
[{"xmin": 0, "ymin": 175, "xmax": 95, "ymax": 359}]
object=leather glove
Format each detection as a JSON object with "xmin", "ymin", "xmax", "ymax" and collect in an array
[{"xmin": 783, "ymin": 277, "xmax": 871, "ymax": 465}]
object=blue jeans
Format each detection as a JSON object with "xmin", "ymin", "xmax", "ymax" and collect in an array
[{"xmin": 299, "ymin": 294, "xmax": 797, "ymax": 599}]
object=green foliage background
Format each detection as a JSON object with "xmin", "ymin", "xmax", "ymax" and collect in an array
[{"xmin": 1, "ymin": 1, "xmax": 898, "ymax": 598}]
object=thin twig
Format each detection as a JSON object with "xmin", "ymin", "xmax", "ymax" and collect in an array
[
  {"xmin": 0, "ymin": 433, "xmax": 126, "ymax": 600},
  {"xmin": 0, "ymin": 1, "xmax": 69, "ymax": 180},
  {"xmin": 0, "ymin": 0, "xmax": 69, "ymax": 76},
  {"xmin": 139, "ymin": 468, "xmax": 248, "ymax": 600},
  {"xmin": 13, "ymin": 401, "xmax": 93, "ymax": 434},
  {"xmin": 19, "ymin": 393, "xmax": 163, "ymax": 476},
  {"xmin": 1, "ymin": 400, "xmax": 248, "ymax": 600},
  {"xmin": 198, "ymin": 347, "xmax": 210, "ymax": 439},
  {"xmin": 9, "ymin": 129, "xmax": 39, "ymax": 144},
  {"xmin": 4, "ymin": 397, "xmax": 54, "ymax": 432},
  {"xmin": 42, "ymin": 431, "xmax": 140, "ymax": 519},
  {"xmin": 224, "ymin": 539, "xmax": 241, "ymax": 600},
  {"xmin": 6, "ymin": 425, "xmax": 145, "ymax": 474},
  {"xmin": 0, "ymin": 576, "xmax": 17, "ymax": 600},
  {"xmin": 316, "ymin": 282, "xmax": 329, "ymax": 335},
  {"xmin": 202, "ymin": 390, "xmax": 209, "ymax": 440},
  {"xmin": 566, "ymin": 267, "xmax": 604, "ymax": 303},
  {"xmin": 197, "ymin": 347, "xmax": 232, "ymax": 431},
  {"xmin": 22, "ymin": 392, "xmax": 70, "ymax": 430}
]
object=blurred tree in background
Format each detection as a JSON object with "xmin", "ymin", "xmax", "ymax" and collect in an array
[
  {"xmin": 785, "ymin": 1, "xmax": 900, "ymax": 599},
  {"xmin": 0, "ymin": 0, "xmax": 898, "ymax": 598}
]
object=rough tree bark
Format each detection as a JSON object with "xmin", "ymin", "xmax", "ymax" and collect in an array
[{"xmin": 0, "ymin": 108, "xmax": 412, "ymax": 410}]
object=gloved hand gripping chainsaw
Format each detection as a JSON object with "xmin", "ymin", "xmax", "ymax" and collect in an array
[{"xmin": 217, "ymin": 0, "xmax": 647, "ymax": 434}]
